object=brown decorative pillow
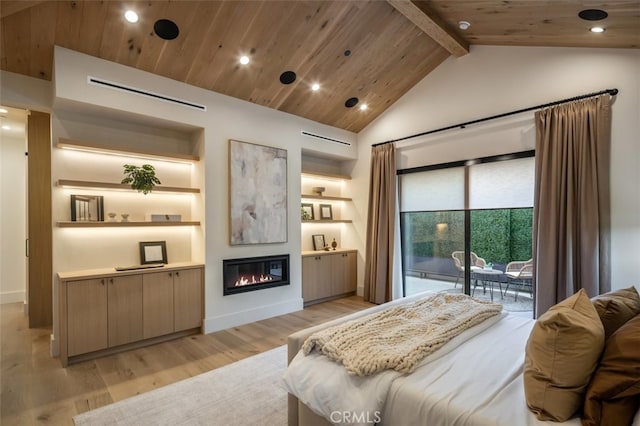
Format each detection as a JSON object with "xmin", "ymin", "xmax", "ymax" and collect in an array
[
  {"xmin": 524, "ymin": 289, "xmax": 605, "ymax": 422},
  {"xmin": 591, "ymin": 286, "xmax": 640, "ymax": 339},
  {"xmin": 582, "ymin": 314, "xmax": 640, "ymax": 426}
]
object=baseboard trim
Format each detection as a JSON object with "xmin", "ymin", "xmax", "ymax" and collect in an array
[
  {"xmin": 203, "ymin": 298, "xmax": 303, "ymax": 334},
  {"xmin": 0, "ymin": 290, "xmax": 25, "ymax": 305}
]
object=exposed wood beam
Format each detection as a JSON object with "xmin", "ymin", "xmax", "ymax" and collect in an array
[
  {"xmin": 387, "ymin": 0, "xmax": 469, "ymax": 57},
  {"xmin": 0, "ymin": 1, "xmax": 45, "ymax": 18}
]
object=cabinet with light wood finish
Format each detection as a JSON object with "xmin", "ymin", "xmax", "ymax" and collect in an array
[
  {"xmin": 143, "ymin": 271, "xmax": 174, "ymax": 339},
  {"xmin": 58, "ymin": 262, "xmax": 204, "ymax": 366},
  {"xmin": 302, "ymin": 249, "xmax": 357, "ymax": 305}
]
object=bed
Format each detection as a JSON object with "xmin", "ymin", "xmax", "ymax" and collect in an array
[{"xmin": 283, "ymin": 290, "xmax": 640, "ymax": 426}]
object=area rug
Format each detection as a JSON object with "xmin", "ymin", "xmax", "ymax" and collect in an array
[{"xmin": 73, "ymin": 345, "xmax": 288, "ymax": 426}]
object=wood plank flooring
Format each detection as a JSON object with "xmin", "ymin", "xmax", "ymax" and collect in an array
[{"xmin": 1, "ymin": 296, "xmax": 374, "ymax": 425}]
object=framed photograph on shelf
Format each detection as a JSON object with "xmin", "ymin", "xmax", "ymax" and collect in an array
[
  {"xmin": 139, "ymin": 241, "xmax": 168, "ymax": 264},
  {"xmin": 319, "ymin": 204, "xmax": 333, "ymax": 220},
  {"xmin": 312, "ymin": 234, "xmax": 326, "ymax": 251},
  {"xmin": 301, "ymin": 203, "xmax": 314, "ymax": 221},
  {"xmin": 71, "ymin": 195, "xmax": 104, "ymax": 221},
  {"xmin": 229, "ymin": 139, "xmax": 288, "ymax": 245}
]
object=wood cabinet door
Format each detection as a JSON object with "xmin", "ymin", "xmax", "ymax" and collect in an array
[
  {"xmin": 329, "ymin": 253, "xmax": 344, "ymax": 295},
  {"xmin": 331, "ymin": 252, "xmax": 357, "ymax": 295},
  {"xmin": 67, "ymin": 278, "xmax": 108, "ymax": 356},
  {"xmin": 143, "ymin": 271, "xmax": 174, "ymax": 338},
  {"xmin": 174, "ymin": 268, "xmax": 203, "ymax": 331},
  {"xmin": 302, "ymin": 256, "xmax": 322, "ymax": 302},
  {"xmin": 343, "ymin": 251, "xmax": 357, "ymax": 293},
  {"xmin": 107, "ymin": 275, "xmax": 143, "ymax": 347}
]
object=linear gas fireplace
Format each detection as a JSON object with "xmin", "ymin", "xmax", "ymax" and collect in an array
[{"xmin": 223, "ymin": 254, "xmax": 290, "ymax": 295}]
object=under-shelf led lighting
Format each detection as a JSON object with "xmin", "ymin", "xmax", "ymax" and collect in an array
[
  {"xmin": 239, "ymin": 55, "xmax": 250, "ymax": 65},
  {"xmin": 124, "ymin": 10, "xmax": 139, "ymax": 23},
  {"xmin": 590, "ymin": 26, "xmax": 605, "ymax": 33},
  {"xmin": 359, "ymin": 104, "xmax": 368, "ymax": 111},
  {"xmin": 311, "ymin": 83, "xmax": 320, "ymax": 91}
]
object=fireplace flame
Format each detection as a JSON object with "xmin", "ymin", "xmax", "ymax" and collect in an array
[{"xmin": 234, "ymin": 274, "xmax": 273, "ymax": 287}]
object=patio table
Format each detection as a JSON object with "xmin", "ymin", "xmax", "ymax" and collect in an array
[{"xmin": 471, "ymin": 268, "xmax": 504, "ymax": 302}]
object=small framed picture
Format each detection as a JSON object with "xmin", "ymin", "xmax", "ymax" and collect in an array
[
  {"xmin": 312, "ymin": 234, "xmax": 326, "ymax": 251},
  {"xmin": 319, "ymin": 204, "xmax": 333, "ymax": 220},
  {"xmin": 71, "ymin": 195, "xmax": 104, "ymax": 221},
  {"xmin": 139, "ymin": 241, "xmax": 168, "ymax": 264},
  {"xmin": 301, "ymin": 203, "xmax": 314, "ymax": 221}
]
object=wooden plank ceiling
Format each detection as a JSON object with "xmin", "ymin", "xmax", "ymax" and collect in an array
[{"xmin": 1, "ymin": 1, "xmax": 638, "ymax": 132}]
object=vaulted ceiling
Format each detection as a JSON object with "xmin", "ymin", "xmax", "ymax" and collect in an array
[{"xmin": 1, "ymin": 1, "xmax": 638, "ymax": 132}]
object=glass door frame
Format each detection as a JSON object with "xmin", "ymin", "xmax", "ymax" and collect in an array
[{"xmin": 398, "ymin": 149, "xmax": 535, "ymax": 297}]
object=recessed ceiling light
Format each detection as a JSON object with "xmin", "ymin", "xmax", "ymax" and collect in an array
[
  {"xmin": 311, "ymin": 83, "xmax": 320, "ymax": 91},
  {"xmin": 359, "ymin": 104, "xmax": 368, "ymax": 111},
  {"xmin": 239, "ymin": 55, "xmax": 250, "ymax": 65},
  {"xmin": 578, "ymin": 9, "xmax": 608, "ymax": 21},
  {"xmin": 458, "ymin": 21, "xmax": 471, "ymax": 30},
  {"xmin": 2, "ymin": 125, "xmax": 10, "ymax": 130},
  {"xmin": 124, "ymin": 10, "xmax": 139, "ymax": 23},
  {"xmin": 0, "ymin": 108, "xmax": 7, "ymax": 114},
  {"xmin": 590, "ymin": 26, "xmax": 606, "ymax": 33}
]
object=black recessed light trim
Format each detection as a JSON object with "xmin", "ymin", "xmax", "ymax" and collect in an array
[
  {"xmin": 154, "ymin": 19, "xmax": 180, "ymax": 40},
  {"xmin": 578, "ymin": 9, "xmax": 608, "ymax": 21},
  {"xmin": 344, "ymin": 49, "xmax": 351, "ymax": 57},
  {"xmin": 280, "ymin": 71, "xmax": 297, "ymax": 85},
  {"xmin": 345, "ymin": 97, "xmax": 359, "ymax": 108}
]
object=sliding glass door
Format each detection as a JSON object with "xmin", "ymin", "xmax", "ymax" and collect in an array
[{"xmin": 399, "ymin": 153, "xmax": 535, "ymax": 316}]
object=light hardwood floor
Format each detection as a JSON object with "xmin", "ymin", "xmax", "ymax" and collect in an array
[{"xmin": 1, "ymin": 296, "xmax": 374, "ymax": 425}]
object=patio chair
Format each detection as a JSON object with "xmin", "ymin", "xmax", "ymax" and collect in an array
[
  {"xmin": 504, "ymin": 259, "xmax": 533, "ymax": 301},
  {"xmin": 451, "ymin": 251, "xmax": 486, "ymax": 288}
]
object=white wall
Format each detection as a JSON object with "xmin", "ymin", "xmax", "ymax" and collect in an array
[
  {"xmin": 0, "ymin": 131, "xmax": 27, "ymax": 304},
  {"xmin": 354, "ymin": 46, "xmax": 640, "ymax": 293}
]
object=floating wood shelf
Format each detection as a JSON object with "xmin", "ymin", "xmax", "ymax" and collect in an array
[
  {"xmin": 58, "ymin": 179, "xmax": 200, "ymax": 194},
  {"xmin": 301, "ymin": 171, "xmax": 351, "ymax": 181},
  {"xmin": 57, "ymin": 221, "xmax": 200, "ymax": 228},
  {"xmin": 300, "ymin": 194, "xmax": 352, "ymax": 201},
  {"xmin": 301, "ymin": 219, "xmax": 352, "ymax": 224},
  {"xmin": 57, "ymin": 138, "xmax": 200, "ymax": 162}
]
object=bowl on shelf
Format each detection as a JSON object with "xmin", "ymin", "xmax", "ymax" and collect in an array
[{"xmin": 311, "ymin": 186, "xmax": 325, "ymax": 196}]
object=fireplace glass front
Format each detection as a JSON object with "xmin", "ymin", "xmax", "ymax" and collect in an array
[{"xmin": 223, "ymin": 254, "xmax": 290, "ymax": 295}]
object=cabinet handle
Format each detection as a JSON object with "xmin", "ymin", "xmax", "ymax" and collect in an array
[
  {"xmin": 100, "ymin": 279, "xmax": 105, "ymax": 286},
  {"xmin": 109, "ymin": 278, "xmax": 114, "ymax": 284},
  {"xmin": 169, "ymin": 272, "xmax": 173, "ymax": 277},
  {"xmin": 176, "ymin": 271, "xmax": 180, "ymax": 277}
]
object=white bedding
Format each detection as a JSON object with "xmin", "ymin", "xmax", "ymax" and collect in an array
[{"xmin": 283, "ymin": 313, "xmax": 584, "ymax": 426}]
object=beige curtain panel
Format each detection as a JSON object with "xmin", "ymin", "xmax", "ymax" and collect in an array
[
  {"xmin": 364, "ymin": 143, "xmax": 397, "ymax": 304},
  {"xmin": 533, "ymin": 94, "xmax": 612, "ymax": 317}
]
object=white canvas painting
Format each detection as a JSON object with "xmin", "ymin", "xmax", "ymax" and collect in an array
[{"xmin": 229, "ymin": 140, "xmax": 288, "ymax": 245}]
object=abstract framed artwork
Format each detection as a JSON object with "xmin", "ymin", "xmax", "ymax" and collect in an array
[{"xmin": 229, "ymin": 139, "xmax": 288, "ymax": 245}]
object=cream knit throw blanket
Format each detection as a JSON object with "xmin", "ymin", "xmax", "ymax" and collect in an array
[{"xmin": 302, "ymin": 293, "xmax": 502, "ymax": 376}]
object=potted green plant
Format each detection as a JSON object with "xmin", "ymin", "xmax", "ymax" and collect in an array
[{"xmin": 121, "ymin": 164, "xmax": 161, "ymax": 194}]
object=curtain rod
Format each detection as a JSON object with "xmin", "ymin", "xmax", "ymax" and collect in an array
[{"xmin": 372, "ymin": 88, "xmax": 618, "ymax": 147}]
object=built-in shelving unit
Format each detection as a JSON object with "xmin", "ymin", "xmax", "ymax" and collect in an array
[
  {"xmin": 301, "ymin": 171, "xmax": 351, "ymax": 181},
  {"xmin": 57, "ymin": 179, "xmax": 200, "ymax": 194},
  {"xmin": 56, "ymin": 137, "xmax": 202, "ymax": 228},
  {"xmin": 56, "ymin": 138, "xmax": 200, "ymax": 163},
  {"xmin": 57, "ymin": 221, "xmax": 200, "ymax": 228},
  {"xmin": 301, "ymin": 194, "xmax": 351, "ymax": 201}
]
